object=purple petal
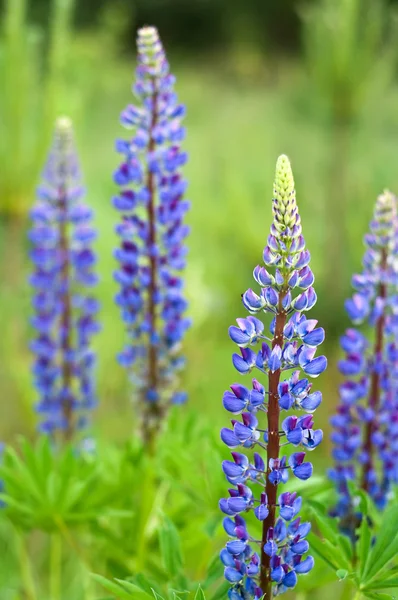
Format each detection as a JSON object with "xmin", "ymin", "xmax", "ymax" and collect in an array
[
  {"xmin": 254, "ymin": 503, "xmax": 269, "ymax": 521},
  {"xmin": 295, "ymin": 555, "xmax": 314, "ymax": 574},
  {"xmin": 304, "ymin": 356, "xmax": 327, "ymax": 377},
  {"xmin": 293, "ymin": 462, "xmax": 313, "ymax": 480},
  {"xmin": 221, "ymin": 428, "xmax": 240, "ymax": 448}
]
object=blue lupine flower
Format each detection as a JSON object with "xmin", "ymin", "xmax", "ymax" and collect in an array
[
  {"xmin": 113, "ymin": 26, "xmax": 190, "ymax": 444},
  {"xmin": 329, "ymin": 190, "xmax": 398, "ymax": 522},
  {"xmin": 29, "ymin": 118, "xmax": 99, "ymax": 439},
  {"xmin": 220, "ymin": 156, "xmax": 326, "ymax": 598}
]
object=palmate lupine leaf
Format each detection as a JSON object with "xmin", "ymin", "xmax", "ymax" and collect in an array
[
  {"xmin": 194, "ymin": 587, "xmax": 207, "ymax": 600},
  {"xmin": 93, "ymin": 578, "xmax": 211, "ymax": 600},
  {"xmin": 358, "ymin": 506, "xmax": 398, "ymax": 596},
  {"xmin": 364, "ymin": 595, "xmax": 395, "ymax": 600},
  {"xmin": 158, "ymin": 516, "xmax": 184, "ymax": 577},
  {"xmin": 93, "ymin": 514, "xmax": 224, "ymax": 600},
  {"xmin": 357, "ymin": 516, "xmax": 372, "ymax": 580},
  {"xmin": 306, "ymin": 501, "xmax": 353, "ymax": 574},
  {"xmin": 92, "ymin": 574, "xmax": 168, "ymax": 600},
  {"xmin": 91, "ymin": 574, "xmax": 148, "ymax": 600},
  {"xmin": 0, "ymin": 436, "xmax": 132, "ymax": 532},
  {"xmin": 305, "ymin": 491, "xmax": 398, "ymax": 597}
]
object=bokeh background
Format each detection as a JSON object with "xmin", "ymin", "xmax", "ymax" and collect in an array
[{"xmin": 0, "ymin": 1, "xmax": 398, "ymax": 591}]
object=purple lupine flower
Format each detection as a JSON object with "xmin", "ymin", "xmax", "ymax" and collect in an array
[
  {"xmin": 220, "ymin": 155, "xmax": 326, "ymax": 599},
  {"xmin": 113, "ymin": 26, "xmax": 190, "ymax": 445},
  {"xmin": 329, "ymin": 190, "xmax": 398, "ymax": 525},
  {"xmin": 29, "ymin": 117, "xmax": 99, "ymax": 440}
]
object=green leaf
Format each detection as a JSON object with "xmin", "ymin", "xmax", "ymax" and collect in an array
[
  {"xmin": 209, "ymin": 581, "xmax": 230, "ymax": 600},
  {"xmin": 307, "ymin": 533, "xmax": 338, "ymax": 571},
  {"xmin": 0, "ymin": 493, "xmax": 34, "ymax": 516},
  {"xmin": 362, "ymin": 506, "xmax": 398, "ymax": 583},
  {"xmin": 336, "ymin": 569, "xmax": 349, "ymax": 581},
  {"xmin": 364, "ymin": 594, "xmax": 395, "ymax": 600},
  {"xmin": 170, "ymin": 590, "xmax": 189, "ymax": 600},
  {"xmin": 133, "ymin": 574, "xmax": 163, "ymax": 598},
  {"xmin": 308, "ymin": 500, "xmax": 340, "ymax": 542},
  {"xmin": 194, "ymin": 586, "xmax": 206, "ymax": 600},
  {"xmin": 203, "ymin": 553, "xmax": 223, "ymax": 588},
  {"xmin": 114, "ymin": 578, "xmax": 154, "ymax": 600},
  {"xmin": 358, "ymin": 515, "xmax": 372, "ymax": 579},
  {"xmin": 337, "ymin": 533, "xmax": 354, "ymax": 562},
  {"xmin": 91, "ymin": 574, "xmax": 135, "ymax": 599},
  {"xmin": 364, "ymin": 577, "xmax": 398, "ymax": 590},
  {"xmin": 0, "ymin": 461, "xmax": 42, "ymax": 503},
  {"xmin": 159, "ymin": 516, "xmax": 184, "ymax": 576},
  {"xmin": 308, "ymin": 531, "xmax": 351, "ymax": 572},
  {"xmin": 151, "ymin": 590, "xmax": 166, "ymax": 600},
  {"xmin": 0, "ymin": 436, "xmax": 126, "ymax": 532}
]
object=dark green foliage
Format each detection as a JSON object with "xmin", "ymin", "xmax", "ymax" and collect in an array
[
  {"xmin": 0, "ymin": 437, "xmax": 131, "ymax": 531},
  {"xmin": 306, "ymin": 494, "xmax": 398, "ymax": 599}
]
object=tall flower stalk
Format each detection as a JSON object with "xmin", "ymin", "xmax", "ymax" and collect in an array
[
  {"xmin": 113, "ymin": 26, "xmax": 190, "ymax": 446},
  {"xmin": 220, "ymin": 155, "xmax": 327, "ymax": 599},
  {"xmin": 329, "ymin": 190, "xmax": 398, "ymax": 527},
  {"xmin": 29, "ymin": 117, "xmax": 99, "ymax": 440}
]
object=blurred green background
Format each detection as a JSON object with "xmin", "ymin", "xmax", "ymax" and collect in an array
[
  {"xmin": 2, "ymin": 0, "xmax": 398, "ymax": 598},
  {"xmin": 1, "ymin": 0, "xmax": 398, "ymax": 518}
]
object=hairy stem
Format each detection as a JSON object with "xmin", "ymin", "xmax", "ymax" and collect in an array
[
  {"xmin": 361, "ymin": 248, "xmax": 387, "ymax": 491},
  {"xmin": 15, "ymin": 529, "xmax": 37, "ymax": 600},
  {"xmin": 59, "ymin": 176, "xmax": 73, "ymax": 442},
  {"xmin": 340, "ymin": 581, "xmax": 356, "ymax": 600},
  {"xmin": 55, "ymin": 516, "xmax": 90, "ymax": 569},
  {"xmin": 143, "ymin": 84, "xmax": 161, "ymax": 449},
  {"xmin": 49, "ymin": 533, "xmax": 62, "ymax": 600},
  {"xmin": 260, "ymin": 291, "xmax": 287, "ymax": 596}
]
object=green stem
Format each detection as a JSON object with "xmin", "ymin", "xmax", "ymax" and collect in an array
[
  {"xmin": 134, "ymin": 463, "xmax": 155, "ymax": 571},
  {"xmin": 54, "ymin": 516, "xmax": 95, "ymax": 599},
  {"xmin": 50, "ymin": 533, "xmax": 62, "ymax": 600},
  {"xmin": 81, "ymin": 556, "xmax": 94, "ymax": 600},
  {"xmin": 55, "ymin": 516, "xmax": 91, "ymax": 570},
  {"xmin": 260, "ymin": 291, "xmax": 287, "ymax": 595},
  {"xmin": 340, "ymin": 580, "xmax": 360, "ymax": 600},
  {"xmin": 15, "ymin": 529, "xmax": 37, "ymax": 600}
]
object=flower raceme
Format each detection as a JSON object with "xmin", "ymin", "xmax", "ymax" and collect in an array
[
  {"xmin": 329, "ymin": 190, "xmax": 398, "ymax": 524},
  {"xmin": 29, "ymin": 118, "xmax": 99, "ymax": 439},
  {"xmin": 220, "ymin": 155, "xmax": 327, "ymax": 599},
  {"xmin": 113, "ymin": 26, "xmax": 190, "ymax": 444}
]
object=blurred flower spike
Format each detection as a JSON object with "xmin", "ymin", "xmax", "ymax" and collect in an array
[
  {"xmin": 29, "ymin": 117, "xmax": 100, "ymax": 441},
  {"xmin": 113, "ymin": 26, "xmax": 191, "ymax": 446},
  {"xmin": 329, "ymin": 190, "xmax": 398, "ymax": 530}
]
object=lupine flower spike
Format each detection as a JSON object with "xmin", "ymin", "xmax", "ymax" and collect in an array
[
  {"xmin": 220, "ymin": 155, "xmax": 327, "ymax": 599},
  {"xmin": 113, "ymin": 26, "xmax": 190, "ymax": 446},
  {"xmin": 29, "ymin": 117, "xmax": 99, "ymax": 440},
  {"xmin": 329, "ymin": 190, "xmax": 398, "ymax": 531}
]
